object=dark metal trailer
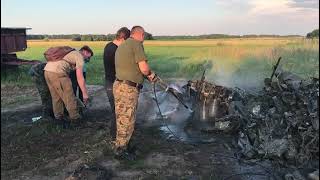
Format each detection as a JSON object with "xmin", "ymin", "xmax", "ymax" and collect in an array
[{"xmin": 1, "ymin": 27, "xmax": 40, "ymax": 66}]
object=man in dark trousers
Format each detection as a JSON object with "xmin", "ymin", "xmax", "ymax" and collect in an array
[
  {"xmin": 103, "ymin": 27, "xmax": 130, "ymax": 140},
  {"xmin": 70, "ymin": 57, "xmax": 91, "ymax": 102}
]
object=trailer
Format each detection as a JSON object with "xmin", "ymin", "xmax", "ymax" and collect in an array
[{"xmin": 1, "ymin": 27, "xmax": 41, "ymax": 66}]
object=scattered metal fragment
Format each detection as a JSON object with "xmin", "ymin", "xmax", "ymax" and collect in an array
[{"xmin": 31, "ymin": 116, "xmax": 42, "ymax": 122}]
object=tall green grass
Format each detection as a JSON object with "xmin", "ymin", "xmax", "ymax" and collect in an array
[
  {"xmin": 1, "ymin": 66, "xmax": 34, "ymax": 86},
  {"xmin": 146, "ymin": 39, "xmax": 319, "ymax": 89},
  {"xmin": 1, "ymin": 38, "xmax": 318, "ymax": 88}
]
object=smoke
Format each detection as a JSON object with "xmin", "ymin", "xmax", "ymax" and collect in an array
[
  {"xmin": 137, "ymin": 90, "xmax": 192, "ymax": 126},
  {"xmin": 137, "ymin": 61, "xmax": 271, "ymax": 140},
  {"xmin": 135, "ymin": 85, "xmax": 195, "ymax": 142},
  {"xmin": 201, "ymin": 59, "xmax": 269, "ymax": 93},
  {"xmin": 207, "ymin": 68, "xmax": 265, "ymax": 92}
]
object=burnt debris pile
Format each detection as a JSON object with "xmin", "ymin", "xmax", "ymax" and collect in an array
[
  {"xmin": 184, "ymin": 69, "xmax": 319, "ymax": 167},
  {"xmin": 239, "ymin": 74, "xmax": 319, "ymax": 166}
]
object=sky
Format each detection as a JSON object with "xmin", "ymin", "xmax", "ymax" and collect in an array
[{"xmin": 1, "ymin": 0, "xmax": 319, "ymax": 35}]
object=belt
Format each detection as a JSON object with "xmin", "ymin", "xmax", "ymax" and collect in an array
[{"xmin": 116, "ymin": 79, "xmax": 143, "ymax": 90}]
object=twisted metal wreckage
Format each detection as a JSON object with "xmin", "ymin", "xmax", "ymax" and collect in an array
[
  {"xmin": 150, "ymin": 57, "xmax": 319, "ymax": 179},
  {"xmin": 185, "ymin": 70, "xmax": 319, "ymax": 160}
]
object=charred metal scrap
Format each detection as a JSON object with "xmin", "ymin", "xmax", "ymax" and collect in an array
[
  {"xmin": 184, "ymin": 70, "xmax": 319, "ymax": 167},
  {"xmin": 184, "ymin": 80, "xmax": 247, "ymax": 133}
]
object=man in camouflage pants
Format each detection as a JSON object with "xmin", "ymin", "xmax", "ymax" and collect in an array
[
  {"xmin": 103, "ymin": 27, "xmax": 131, "ymax": 141},
  {"xmin": 113, "ymin": 26, "xmax": 157, "ymax": 160},
  {"xmin": 29, "ymin": 62, "xmax": 54, "ymax": 119}
]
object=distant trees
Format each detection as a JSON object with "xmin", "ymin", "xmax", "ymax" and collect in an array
[
  {"xmin": 27, "ymin": 32, "xmax": 154, "ymax": 41},
  {"xmin": 199, "ymin": 34, "xmax": 241, "ymax": 39},
  {"xmin": 27, "ymin": 34, "xmax": 47, "ymax": 40},
  {"xmin": 144, "ymin": 32, "xmax": 154, "ymax": 40},
  {"xmin": 306, "ymin": 29, "xmax": 319, "ymax": 39},
  {"xmin": 105, "ymin": 34, "xmax": 115, "ymax": 41},
  {"xmin": 80, "ymin": 35, "xmax": 93, "ymax": 41},
  {"xmin": 27, "ymin": 34, "xmax": 81, "ymax": 40},
  {"xmin": 71, "ymin": 35, "xmax": 81, "ymax": 41},
  {"xmin": 152, "ymin": 34, "xmax": 301, "ymax": 40},
  {"xmin": 27, "ymin": 33, "xmax": 303, "ymax": 41},
  {"xmin": 43, "ymin": 37, "xmax": 49, "ymax": 41}
]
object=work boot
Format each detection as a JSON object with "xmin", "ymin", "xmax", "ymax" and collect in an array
[
  {"xmin": 127, "ymin": 142, "xmax": 140, "ymax": 156},
  {"xmin": 69, "ymin": 118, "xmax": 86, "ymax": 129},
  {"xmin": 114, "ymin": 148, "xmax": 136, "ymax": 161},
  {"xmin": 53, "ymin": 117, "xmax": 68, "ymax": 129},
  {"xmin": 42, "ymin": 112, "xmax": 54, "ymax": 122}
]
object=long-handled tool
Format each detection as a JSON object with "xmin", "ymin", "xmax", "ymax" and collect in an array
[
  {"xmin": 270, "ymin": 57, "xmax": 282, "ymax": 80},
  {"xmin": 154, "ymin": 76, "xmax": 193, "ymax": 113}
]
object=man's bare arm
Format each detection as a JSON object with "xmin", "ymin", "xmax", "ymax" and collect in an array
[
  {"xmin": 138, "ymin": 60, "xmax": 151, "ymax": 75},
  {"xmin": 138, "ymin": 60, "xmax": 157, "ymax": 82}
]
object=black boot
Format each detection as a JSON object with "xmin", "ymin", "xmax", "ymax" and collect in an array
[
  {"xmin": 114, "ymin": 147, "xmax": 136, "ymax": 161},
  {"xmin": 127, "ymin": 142, "xmax": 139, "ymax": 155},
  {"xmin": 69, "ymin": 118, "xmax": 86, "ymax": 129},
  {"xmin": 42, "ymin": 109, "xmax": 54, "ymax": 121},
  {"xmin": 53, "ymin": 117, "xmax": 68, "ymax": 129}
]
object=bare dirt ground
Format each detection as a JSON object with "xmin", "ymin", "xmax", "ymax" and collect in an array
[{"xmin": 1, "ymin": 84, "xmax": 275, "ymax": 180}]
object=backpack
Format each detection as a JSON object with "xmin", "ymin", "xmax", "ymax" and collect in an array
[{"xmin": 44, "ymin": 46, "xmax": 75, "ymax": 62}]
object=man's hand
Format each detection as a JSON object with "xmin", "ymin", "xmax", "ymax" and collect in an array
[
  {"xmin": 147, "ymin": 71, "xmax": 158, "ymax": 82},
  {"xmin": 83, "ymin": 94, "xmax": 89, "ymax": 105}
]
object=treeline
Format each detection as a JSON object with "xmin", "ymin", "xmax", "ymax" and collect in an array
[
  {"xmin": 28, "ymin": 33, "xmax": 303, "ymax": 41},
  {"xmin": 153, "ymin": 34, "xmax": 302, "ymax": 40},
  {"xmin": 153, "ymin": 34, "xmax": 240, "ymax": 40},
  {"xmin": 27, "ymin": 32, "xmax": 154, "ymax": 41},
  {"xmin": 306, "ymin": 29, "xmax": 319, "ymax": 39}
]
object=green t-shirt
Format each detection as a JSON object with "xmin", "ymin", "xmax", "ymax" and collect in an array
[{"xmin": 115, "ymin": 38, "xmax": 147, "ymax": 84}]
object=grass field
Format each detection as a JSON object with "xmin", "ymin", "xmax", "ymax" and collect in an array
[{"xmin": 1, "ymin": 38, "xmax": 319, "ymax": 89}]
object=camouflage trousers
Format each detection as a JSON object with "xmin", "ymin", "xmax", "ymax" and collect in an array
[
  {"xmin": 44, "ymin": 71, "xmax": 80, "ymax": 120},
  {"xmin": 112, "ymin": 81, "xmax": 139, "ymax": 150},
  {"xmin": 33, "ymin": 76, "xmax": 53, "ymax": 118}
]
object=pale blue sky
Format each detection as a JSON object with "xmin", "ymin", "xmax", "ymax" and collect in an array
[{"xmin": 1, "ymin": 0, "xmax": 319, "ymax": 35}]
